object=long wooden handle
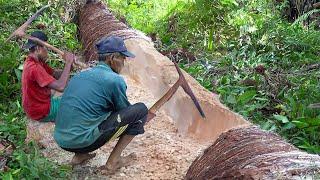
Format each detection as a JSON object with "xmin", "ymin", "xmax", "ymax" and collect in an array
[
  {"xmin": 148, "ymin": 79, "xmax": 181, "ymax": 114},
  {"xmin": 146, "ymin": 79, "xmax": 181, "ymax": 123},
  {"xmin": 26, "ymin": 35, "xmax": 88, "ymax": 68},
  {"xmin": 27, "ymin": 35, "xmax": 64, "ymax": 55}
]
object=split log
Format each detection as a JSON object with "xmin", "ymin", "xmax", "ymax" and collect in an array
[{"xmin": 186, "ymin": 126, "xmax": 320, "ymax": 179}]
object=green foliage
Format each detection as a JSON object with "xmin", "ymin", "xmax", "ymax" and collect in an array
[
  {"xmin": 106, "ymin": 0, "xmax": 186, "ymax": 34},
  {"xmin": 210, "ymin": 16, "xmax": 320, "ymax": 153},
  {"xmin": 0, "ymin": 0, "xmax": 79, "ymax": 178},
  {"xmin": 106, "ymin": 0, "xmax": 320, "ymax": 154},
  {"xmin": 292, "ymin": 9, "xmax": 320, "ymax": 26},
  {"xmin": 155, "ymin": 0, "xmax": 239, "ymax": 51},
  {"xmin": 0, "ymin": 101, "xmax": 25, "ymax": 146},
  {"xmin": 1, "ymin": 143, "xmax": 71, "ymax": 179}
]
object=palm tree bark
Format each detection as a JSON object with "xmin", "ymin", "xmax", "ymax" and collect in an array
[{"xmin": 186, "ymin": 126, "xmax": 320, "ymax": 179}]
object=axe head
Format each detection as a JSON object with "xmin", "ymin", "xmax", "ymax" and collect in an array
[
  {"xmin": 6, "ymin": 5, "xmax": 50, "ymax": 42},
  {"xmin": 173, "ymin": 62, "xmax": 206, "ymax": 118}
]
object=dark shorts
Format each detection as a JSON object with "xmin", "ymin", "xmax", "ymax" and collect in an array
[{"xmin": 62, "ymin": 102, "xmax": 148, "ymax": 154}]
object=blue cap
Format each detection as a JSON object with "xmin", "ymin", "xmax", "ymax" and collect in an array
[
  {"xmin": 96, "ymin": 36, "xmax": 135, "ymax": 58},
  {"xmin": 24, "ymin": 31, "xmax": 48, "ymax": 49}
]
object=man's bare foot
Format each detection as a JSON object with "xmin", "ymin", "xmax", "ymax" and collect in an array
[
  {"xmin": 100, "ymin": 153, "xmax": 137, "ymax": 175},
  {"xmin": 71, "ymin": 153, "xmax": 96, "ymax": 166}
]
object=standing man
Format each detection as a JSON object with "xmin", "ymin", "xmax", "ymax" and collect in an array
[
  {"xmin": 54, "ymin": 36, "xmax": 148, "ymax": 173},
  {"xmin": 22, "ymin": 31, "xmax": 75, "ymax": 122}
]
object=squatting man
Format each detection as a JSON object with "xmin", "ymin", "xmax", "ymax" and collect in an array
[{"xmin": 54, "ymin": 36, "xmax": 149, "ymax": 173}]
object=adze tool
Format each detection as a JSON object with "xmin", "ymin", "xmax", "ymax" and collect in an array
[
  {"xmin": 147, "ymin": 62, "xmax": 206, "ymax": 122},
  {"xmin": 6, "ymin": 5, "xmax": 88, "ymax": 68}
]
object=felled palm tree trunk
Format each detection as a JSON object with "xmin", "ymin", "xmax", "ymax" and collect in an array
[
  {"xmin": 186, "ymin": 126, "xmax": 320, "ymax": 179},
  {"xmin": 78, "ymin": 1, "xmax": 320, "ymax": 179}
]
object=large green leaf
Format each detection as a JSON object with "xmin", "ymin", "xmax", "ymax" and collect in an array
[
  {"xmin": 226, "ymin": 94, "xmax": 237, "ymax": 104},
  {"xmin": 292, "ymin": 120, "xmax": 309, "ymax": 128},
  {"xmin": 14, "ymin": 69, "xmax": 22, "ymax": 82},
  {"xmin": 1, "ymin": 173, "xmax": 13, "ymax": 180},
  {"xmin": 273, "ymin": 114, "xmax": 289, "ymax": 123},
  {"xmin": 294, "ymin": 117, "xmax": 320, "ymax": 127},
  {"xmin": 282, "ymin": 122, "xmax": 295, "ymax": 130},
  {"xmin": 237, "ymin": 90, "xmax": 256, "ymax": 104}
]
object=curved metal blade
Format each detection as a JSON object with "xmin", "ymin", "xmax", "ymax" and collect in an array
[
  {"xmin": 173, "ymin": 62, "xmax": 206, "ymax": 118},
  {"xmin": 7, "ymin": 4, "xmax": 50, "ymax": 41}
]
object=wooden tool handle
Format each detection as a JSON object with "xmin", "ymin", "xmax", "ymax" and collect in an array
[
  {"xmin": 146, "ymin": 62, "xmax": 206, "ymax": 122},
  {"xmin": 148, "ymin": 79, "xmax": 181, "ymax": 114},
  {"xmin": 26, "ymin": 35, "xmax": 88, "ymax": 68},
  {"xmin": 28, "ymin": 36, "xmax": 64, "ymax": 55}
]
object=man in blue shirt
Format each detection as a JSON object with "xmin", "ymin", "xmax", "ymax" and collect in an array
[{"xmin": 54, "ymin": 36, "xmax": 148, "ymax": 173}]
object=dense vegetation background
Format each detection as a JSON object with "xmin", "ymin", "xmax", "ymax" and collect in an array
[{"xmin": 0, "ymin": 0, "xmax": 319, "ymax": 179}]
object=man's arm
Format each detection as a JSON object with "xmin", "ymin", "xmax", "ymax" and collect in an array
[
  {"xmin": 112, "ymin": 80, "xmax": 131, "ymax": 111},
  {"xmin": 47, "ymin": 52, "xmax": 74, "ymax": 92},
  {"xmin": 52, "ymin": 69, "xmax": 63, "ymax": 79}
]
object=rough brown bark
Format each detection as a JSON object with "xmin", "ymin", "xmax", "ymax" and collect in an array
[
  {"xmin": 186, "ymin": 126, "xmax": 320, "ymax": 179},
  {"xmin": 314, "ymin": 2, "xmax": 320, "ymax": 8},
  {"xmin": 78, "ymin": 1, "xmax": 149, "ymax": 61},
  {"xmin": 282, "ymin": 0, "xmax": 320, "ymax": 25}
]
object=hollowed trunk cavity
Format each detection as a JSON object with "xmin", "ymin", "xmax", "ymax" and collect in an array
[{"xmin": 79, "ymin": 0, "xmax": 249, "ymax": 141}]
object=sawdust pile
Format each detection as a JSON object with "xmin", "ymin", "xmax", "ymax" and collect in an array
[{"xmin": 27, "ymin": 76, "xmax": 211, "ymax": 179}]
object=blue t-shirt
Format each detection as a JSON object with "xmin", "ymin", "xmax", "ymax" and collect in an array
[{"xmin": 54, "ymin": 62, "xmax": 130, "ymax": 149}]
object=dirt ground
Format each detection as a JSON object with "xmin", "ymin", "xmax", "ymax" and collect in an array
[{"xmin": 32, "ymin": 75, "xmax": 212, "ymax": 179}]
